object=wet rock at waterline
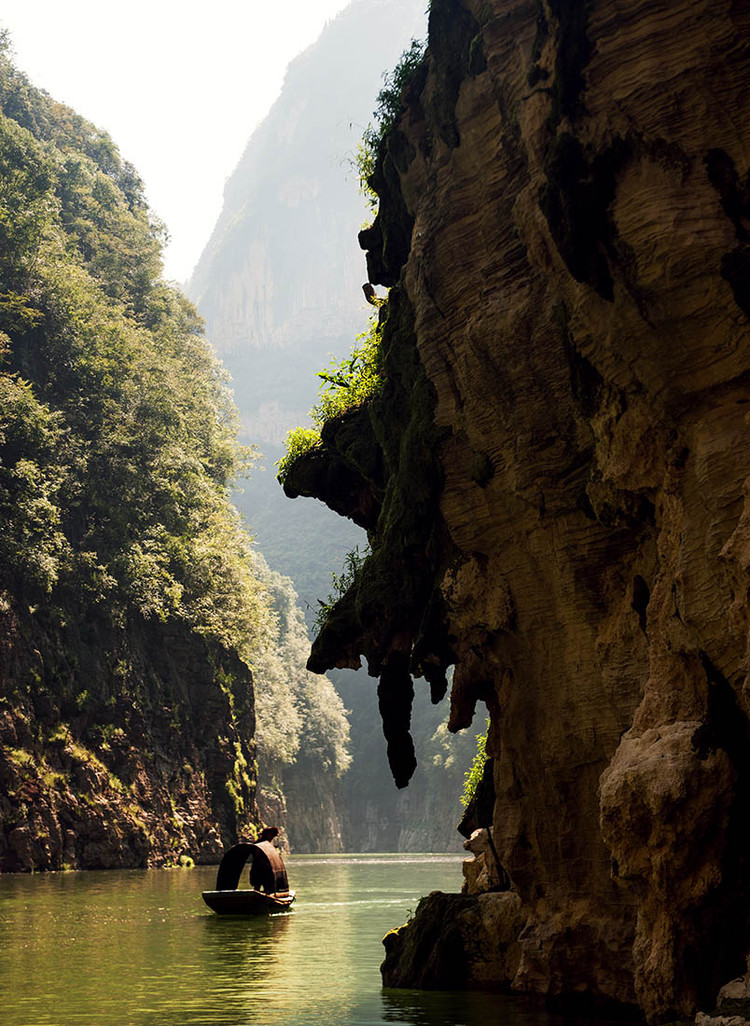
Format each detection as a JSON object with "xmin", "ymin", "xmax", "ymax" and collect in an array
[{"xmin": 381, "ymin": 890, "xmax": 525, "ymax": 991}]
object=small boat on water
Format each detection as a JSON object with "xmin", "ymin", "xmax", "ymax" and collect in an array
[
  {"xmin": 202, "ymin": 833, "xmax": 295, "ymax": 916},
  {"xmin": 202, "ymin": 885, "xmax": 294, "ymax": 915}
]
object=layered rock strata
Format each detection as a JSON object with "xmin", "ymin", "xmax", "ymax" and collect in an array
[{"xmin": 283, "ymin": 0, "xmax": 750, "ymax": 1020}]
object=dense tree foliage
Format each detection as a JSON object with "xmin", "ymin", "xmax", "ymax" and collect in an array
[
  {"xmin": 0, "ymin": 39, "xmax": 262, "ymax": 654},
  {"xmin": 0, "ymin": 37, "xmax": 350, "ymax": 820}
]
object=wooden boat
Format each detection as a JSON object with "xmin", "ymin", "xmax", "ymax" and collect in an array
[
  {"xmin": 202, "ymin": 887, "xmax": 295, "ymax": 915},
  {"xmin": 202, "ymin": 840, "xmax": 295, "ymax": 916}
]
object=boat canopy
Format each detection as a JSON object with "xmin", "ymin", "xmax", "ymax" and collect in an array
[{"xmin": 214, "ymin": 841, "xmax": 289, "ymax": 894}]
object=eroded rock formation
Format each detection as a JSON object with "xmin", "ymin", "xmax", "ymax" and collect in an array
[{"xmin": 283, "ymin": 0, "xmax": 750, "ymax": 1020}]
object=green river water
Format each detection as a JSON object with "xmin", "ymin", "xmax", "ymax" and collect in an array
[{"xmin": 0, "ymin": 854, "xmax": 634, "ymax": 1026}]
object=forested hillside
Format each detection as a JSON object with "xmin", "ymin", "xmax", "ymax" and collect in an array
[
  {"xmin": 0, "ymin": 35, "xmax": 348, "ymax": 869},
  {"xmin": 251, "ymin": 552, "xmax": 350, "ymax": 849}
]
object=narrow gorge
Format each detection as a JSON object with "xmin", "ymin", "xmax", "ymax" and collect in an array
[
  {"xmin": 281, "ymin": 0, "xmax": 750, "ymax": 1020},
  {"xmin": 188, "ymin": 0, "xmax": 482, "ymax": 852}
]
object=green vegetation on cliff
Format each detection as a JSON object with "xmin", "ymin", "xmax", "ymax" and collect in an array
[
  {"xmin": 460, "ymin": 719, "xmax": 488, "ymax": 807},
  {"xmin": 0, "ymin": 37, "xmax": 349, "ymax": 868},
  {"xmin": 0, "ymin": 38, "xmax": 263, "ymax": 650},
  {"xmin": 356, "ymin": 38, "xmax": 426, "ymax": 209},
  {"xmin": 277, "ymin": 35, "xmax": 429, "ymax": 491},
  {"xmin": 277, "ymin": 315, "xmax": 384, "ymax": 484}
]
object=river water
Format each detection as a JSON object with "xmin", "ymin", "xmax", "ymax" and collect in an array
[{"xmin": 0, "ymin": 853, "xmax": 633, "ymax": 1026}]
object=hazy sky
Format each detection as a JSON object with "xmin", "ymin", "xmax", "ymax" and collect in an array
[{"xmin": 0, "ymin": 0, "xmax": 354, "ymax": 282}]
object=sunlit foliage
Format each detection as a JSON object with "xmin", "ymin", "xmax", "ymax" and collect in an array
[
  {"xmin": 276, "ymin": 427, "xmax": 322, "ymax": 484},
  {"xmin": 313, "ymin": 544, "xmax": 369, "ymax": 635},
  {"xmin": 357, "ymin": 39, "xmax": 426, "ymax": 208},
  {"xmin": 251, "ymin": 553, "xmax": 351, "ymax": 787},
  {"xmin": 0, "ymin": 38, "xmax": 264, "ymax": 662},
  {"xmin": 276, "ymin": 315, "xmax": 383, "ymax": 484},
  {"xmin": 460, "ymin": 719, "xmax": 489, "ymax": 807},
  {"xmin": 313, "ymin": 315, "xmax": 384, "ymax": 423}
]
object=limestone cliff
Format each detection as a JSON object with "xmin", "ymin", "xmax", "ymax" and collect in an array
[{"xmin": 282, "ymin": 0, "xmax": 750, "ymax": 1020}]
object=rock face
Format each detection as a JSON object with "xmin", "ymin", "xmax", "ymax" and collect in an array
[
  {"xmin": 283, "ymin": 0, "xmax": 750, "ymax": 1020},
  {"xmin": 382, "ymin": 890, "xmax": 525, "ymax": 990},
  {"xmin": 0, "ymin": 601, "xmax": 259, "ymax": 871},
  {"xmin": 282, "ymin": 754, "xmax": 345, "ymax": 852}
]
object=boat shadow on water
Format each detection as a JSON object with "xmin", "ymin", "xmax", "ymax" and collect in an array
[{"xmin": 199, "ymin": 908, "xmax": 292, "ymax": 981}]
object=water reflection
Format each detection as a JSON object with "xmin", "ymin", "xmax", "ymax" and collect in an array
[
  {"xmin": 383, "ymin": 990, "xmax": 542, "ymax": 1025},
  {"xmin": 0, "ymin": 856, "xmax": 636, "ymax": 1026},
  {"xmin": 382, "ymin": 989, "xmax": 641, "ymax": 1026},
  {"xmin": 199, "ymin": 912, "xmax": 292, "ymax": 977}
]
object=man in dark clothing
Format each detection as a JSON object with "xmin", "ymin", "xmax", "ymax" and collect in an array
[{"xmin": 249, "ymin": 826, "xmax": 289, "ymax": 894}]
